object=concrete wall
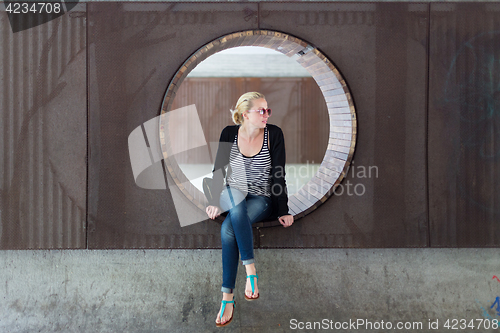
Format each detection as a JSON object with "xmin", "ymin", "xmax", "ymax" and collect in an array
[{"xmin": 2, "ymin": 249, "xmax": 500, "ymax": 332}]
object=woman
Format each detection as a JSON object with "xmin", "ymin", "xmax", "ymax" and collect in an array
[{"xmin": 206, "ymin": 92, "xmax": 294, "ymax": 327}]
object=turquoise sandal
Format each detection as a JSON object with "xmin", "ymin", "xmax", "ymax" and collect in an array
[
  {"xmin": 245, "ymin": 274, "xmax": 259, "ymax": 301},
  {"xmin": 216, "ymin": 298, "xmax": 235, "ymax": 327}
]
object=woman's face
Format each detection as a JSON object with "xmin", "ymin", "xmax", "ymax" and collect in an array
[{"xmin": 244, "ymin": 98, "xmax": 269, "ymax": 129}]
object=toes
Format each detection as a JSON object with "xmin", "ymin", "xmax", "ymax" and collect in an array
[
  {"xmin": 217, "ymin": 304, "xmax": 232, "ymax": 324},
  {"xmin": 246, "ymin": 289, "xmax": 258, "ymax": 297},
  {"xmin": 245, "ymin": 289, "xmax": 258, "ymax": 298},
  {"xmin": 216, "ymin": 310, "xmax": 224, "ymax": 324}
]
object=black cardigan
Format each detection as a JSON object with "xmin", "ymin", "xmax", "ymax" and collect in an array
[{"xmin": 210, "ymin": 124, "xmax": 290, "ymax": 219}]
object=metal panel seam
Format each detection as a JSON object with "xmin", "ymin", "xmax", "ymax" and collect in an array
[
  {"xmin": 426, "ymin": 2, "xmax": 431, "ymax": 248},
  {"xmin": 85, "ymin": 3, "xmax": 89, "ymax": 250}
]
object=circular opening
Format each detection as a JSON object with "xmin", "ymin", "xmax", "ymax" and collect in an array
[
  {"xmin": 160, "ymin": 30, "xmax": 357, "ymax": 226},
  {"xmin": 174, "ymin": 46, "xmax": 327, "ymax": 197}
]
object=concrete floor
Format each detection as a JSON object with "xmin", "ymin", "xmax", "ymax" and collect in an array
[{"xmin": 1, "ymin": 248, "xmax": 500, "ymax": 332}]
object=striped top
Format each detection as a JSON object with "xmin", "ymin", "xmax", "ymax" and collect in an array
[{"xmin": 226, "ymin": 127, "xmax": 272, "ymax": 197}]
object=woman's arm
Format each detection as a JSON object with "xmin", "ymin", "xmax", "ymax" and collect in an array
[
  {"xmin": 270, "ymin": 126, "xmax": 294, "ymax": 226},
  {"xmin": 209, "ymin": 126, "xmax": 233, "ymax": 208},
  {"xmin": 269, "ymin": 125, "xmax": 290, "ymax": 218}
]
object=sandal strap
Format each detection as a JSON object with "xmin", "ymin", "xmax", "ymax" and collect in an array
[
  {"xmin": 246, "ymin": 274, "xmax": 259, "ymax": 294},
  {"xmin": 220, "ymin": 300, "xmax": 234, "ymax": 322}
]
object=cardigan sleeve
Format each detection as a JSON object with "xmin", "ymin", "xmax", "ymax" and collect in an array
[
  {"xmin": 209, "ymin": 126, "xmax": 233, "ymax": 207},
  {"xmin": 269, "ymin": 125, "xmax": 290, "ymax": 217}
]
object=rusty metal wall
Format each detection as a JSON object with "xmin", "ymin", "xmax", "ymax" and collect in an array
[
  {"xmin": 428, "ymin": 3, "xmax": 500, "ymax": 247},
  {"xmin": 170, "ymin": 77, "xmax": 329, "ymax": 164},
  {"xmin": 0, "ymin": 5, "xmax": 87, "ymax": 249},
  {"xmin": 3, "ymin": 2, "xmax": 499, "ymax": 249}
]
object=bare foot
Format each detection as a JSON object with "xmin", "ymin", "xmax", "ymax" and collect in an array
[
  {"xmin": 215, "ymin": 293, "xmax": 234, "ymax": 326},
  {"xmin": 245, "ymin": 264, "xmax": 259, "ymax": 299}
]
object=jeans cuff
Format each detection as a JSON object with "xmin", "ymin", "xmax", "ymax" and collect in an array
[
  {"xmin": 221, "ymin": 286, "xmax": 234, "ymax": 294},
  {"xmin": 241, "ymin": 258, "xmax": 255, "ymax": 265}
]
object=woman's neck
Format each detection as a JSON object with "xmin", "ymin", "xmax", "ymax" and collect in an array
[{"xmin": 239, "ymin": 123, "xmax": 262, "ymax": 140}]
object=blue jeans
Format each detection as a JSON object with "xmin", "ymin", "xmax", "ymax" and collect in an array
[{"xmin": 219, "ymin": 186, "xmax": 272, "ymax": 293}]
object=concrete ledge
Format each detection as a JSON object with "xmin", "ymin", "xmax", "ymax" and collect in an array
[{"xmin": 1, "ymin": 249, "xmax": 500, "ymax": 332}]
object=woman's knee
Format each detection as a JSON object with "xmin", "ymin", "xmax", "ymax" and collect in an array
[
  {"xmin": 246, "ymin": 196, "xmax": 272, "ymax": 223},
  {"xmin": 220, "ymin": 220, "xmax": 235, "ymax": 242}
]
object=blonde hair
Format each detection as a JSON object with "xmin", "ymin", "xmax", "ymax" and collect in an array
[{"xmin": 230, "ymin": 92, "xmax": 266, "ymax": 125}]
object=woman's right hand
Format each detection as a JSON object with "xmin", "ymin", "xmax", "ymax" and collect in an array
[{"xmin": 206, "ymin": 205, "xmax": 221, "ymax": 220}]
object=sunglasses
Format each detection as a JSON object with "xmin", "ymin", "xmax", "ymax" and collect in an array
[{"xmin": 247, "ymin": 108, "xmax": 272, "ymax": 116}]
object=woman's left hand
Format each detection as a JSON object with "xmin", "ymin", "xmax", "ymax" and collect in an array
[{"xmin": 279, "ymin": 214, "xmax": 294, "ymax": 228}]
